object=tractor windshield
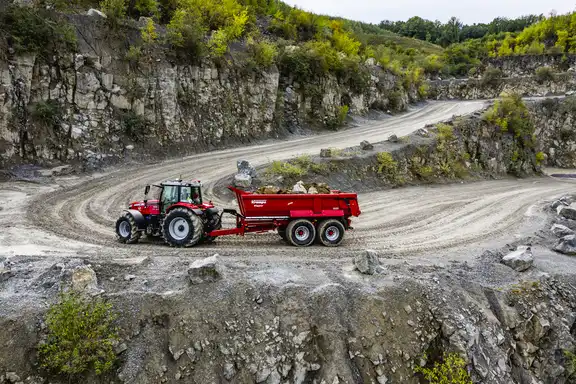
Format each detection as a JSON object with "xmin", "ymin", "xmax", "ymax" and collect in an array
[{"xmin": 180, "ymin": 186, "xmax": 202, "ymax": 205}]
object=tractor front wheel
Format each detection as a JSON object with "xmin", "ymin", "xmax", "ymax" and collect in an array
[
  {"xmin": 286, "ymin": 219, "xmax": 316, "ymax": 247},
  {"xmin": 162, "ymin": 208, "xmax": 204, "ymax": 247},
  {"xmin": 116, "ymin": 213, "xmax": 141, "ymax": 244}
]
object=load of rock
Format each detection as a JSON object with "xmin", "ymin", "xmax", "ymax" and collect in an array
[{"xmin": 255, "ymin": 182, "xmax": 332, "ymax": 195}]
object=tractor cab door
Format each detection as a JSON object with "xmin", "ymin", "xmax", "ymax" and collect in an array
[
  {"xmin": 180, "ymin": 186, "xmax": 202, "ymax": 205},
  {"xmin": 160, "ymin": 185, "xmax": 179, "ymax": 214}
]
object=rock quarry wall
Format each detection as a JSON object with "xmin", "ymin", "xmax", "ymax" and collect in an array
[
  {"xmin": 1, "ymin": 255, "xmax": 576, "ymax": 384},
  {"xmin": 0, "ymin": 16, "xmax": 416, "ymax": 170}
]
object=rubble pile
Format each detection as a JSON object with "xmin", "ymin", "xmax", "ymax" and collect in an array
[{"xmin": 255, "ymin": 182, "xmax": 332, "ymax": 195}]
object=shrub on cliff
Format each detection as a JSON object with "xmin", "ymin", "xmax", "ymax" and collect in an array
[
  {"xmin": 484, "ymin": 93, "xmax": 533, "ymax": 141},
  {"xmin": 38, "ymin": 292, "xmax": 119, "ymax": 377},
  {"xmin": 480, "ymin": 67, "xmax": 503, "ymax": 88},
  {"xmin": 535, "ymin": 66, "xmax": 556, "ymax": 83},
  {"xmin": 414, "ymin": 352, "xmax": 472, "ymax": 384}
]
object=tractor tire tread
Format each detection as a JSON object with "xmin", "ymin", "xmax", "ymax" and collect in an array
[
  {"xmin": 116, "ymin": 212, "xmax": 141, "ymax": 244},
  {"xmin": 161, "ymin": 207, "xmax": 204, "ymax": 248}
]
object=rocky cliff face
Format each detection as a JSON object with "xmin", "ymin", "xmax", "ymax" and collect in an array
[
  {"xmin": 0, "ymin": 16, "xmax": 413, "ymax": 170},
  {"xmin": 2, "ymin": 254, "xmax": 576, "ymax": 384}
]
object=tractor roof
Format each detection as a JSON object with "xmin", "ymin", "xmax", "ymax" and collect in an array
[{"xmin": 161, "ymin": 179, "xmax": 202, "ymax": 187}]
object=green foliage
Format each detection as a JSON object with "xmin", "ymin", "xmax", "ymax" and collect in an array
[
  {"xmin": 118, "ymin": 110, "xmax": 150, "ymax": 141},
  {"xmin": 247, "ymin": 37, "xmax": 278, "ymax": 68},
  {"xmin": 266, "ymin": 155, "xmax": 327, "ymax": 178},
  {"xmin": 29, "ymin": 100, "xmax": 62, "ymax": 127},
  {"xmin": 481, "ymin": 67, "xmax": 503, "ymax": 87},
  {"xmin": 484, "ymin": 93, "xmax": 534, "ymax": 143},
  {"xmin": 141, "ymin": 18, "xmax": 158, "ymax": 45},
  {"xmin": 0, "ymin": 6, "xmax": 77, "ymax": 56},
  {"xmin": 166, "ymin": 9, "xmax": 207, "ymax": 60},
  {"xmin": 535, "ymin": 66, "xmax": 556, "ymax": 83},
  {"xmin": 134, "ymin": 0, "xmax": 159, "ymax": 18},
  {"xmin": 326, "ymin": 105, "xmax": 349, "ymax": 129},
  {"xmin": 100, "ymin": 0, "xmax": 127, "ymax": 21},
  {"xmin": 376, "ymin": 152, "xmax": 403, "ymax": 184},
  {"xmin": 536, "ymin": 151, "xmax": 546, "ymax": 165},
  {"xmin": 125, "ymin": 45, "xmax": 142, "ymax": 63},
  {"xmin": 38, "ymin": 292, "xmax": 118, "ymax": 377},
  {"xmin": 564, "ymin": 350, "xmax": 576, "ymax": 378},
  {"xmin": 414, "ymin": 352, "xmax": 472, "ymax": 384}
]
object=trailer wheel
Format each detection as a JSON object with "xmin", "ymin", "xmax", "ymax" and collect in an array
[
  {"xmin": 116, "ymin": 213, "xmax": 141, "ymax": 244},
  {"xmin": 317, "ymin": 219, "xmax": 345, "ymax": 247},
  {"xmin": 162, "ymin": 207, "xmax": 204, "ymax": 247},
  {"xmin": 286, "ymin": 219, "xmax": 316, "ymax": 247}
]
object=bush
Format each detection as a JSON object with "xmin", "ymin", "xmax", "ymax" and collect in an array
[
  {"xmin": 166, "ymin": 9, "xmax": 207, "ymax": 61},
  {"xmin": 125, "ymin": 45, "xmax": 142, "ymax": 64},
  {"xmin": 29, "ymin": 100, "xmax": 61, "ymax": 127},
  {"xmin": 484, "ymin": 93, "xmax": 534, "ymax": 143},
  {"xmin": 0, "ymin": 6, "xmax": 77, "ymax": 56},
  {"xmin": 414, "ymin": 352, "xmax": 472, "ymax": 384},
  {"xmin": 535, "ymin": 66, "xmax": 556, "ymax": 84},
  {"xmin": 38, "ymin": 292, "xmax": 118, "ymax": 376},
  {"xmin": 480, "ymin": 67, "xmax": 503, "ymax": 88},
  {"xmin": 100, "ymin": 0, "xmax": 127, "ymax": 21},
  {"xmin": 118, "ymin": 110, "xmax": 149, "ymax": 141},
  {"xmin": 141, "ymin": 18, "xmax": 158, "ymax": 45},
  {"xmin": 536, "ymin": 151, "xmax": 546, "ymax": 165},
  {"xmin": 267, "ymin": 160, "xmax": 307, "ymax": 178},
  {"xmin": 248, "ymin": 38, "xmax": 278, "ymax": 68},
  {"xmin": 134, "ymin": 0, "xmax": 159, "ymax": 18},
  {"xmin": 376, "ymin": 152, "xmax": 403, "ymax": 184}
]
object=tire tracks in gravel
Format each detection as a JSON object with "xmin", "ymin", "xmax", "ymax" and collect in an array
[{"xmin": 21, "ymin": 100, "xmax": 576, "ymax": 261}]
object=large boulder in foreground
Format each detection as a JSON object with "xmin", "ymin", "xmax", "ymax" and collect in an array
[
  {"xmin": 554, "ymin": 235, "xmax": 576, "ymax": 256},
  {"xmin": 234, "ymin": 173, "xmax": 252, "ymax": 188},
  {"xmin": 237, "ymin": 159, "xmax": 257, "ymax": 177},
  {"xmin": 551, "ymin": 224, "xmax": 574, "ymax": 238},
  {"xmin": 188, "ymin": 255, "xmax": 223, "ymax": 285},
  {"xmin": 501, "ymin": 246, "xmax": 534, "ymax": 272},
  {"xmin": 354, "ymin": 250, "xmax": 384, "ymax": 275},
  {"xmin": 557, "ymin": 204, "xmax": 576, "ymax": 220}
]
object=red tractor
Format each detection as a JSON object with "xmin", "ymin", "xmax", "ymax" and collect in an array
[{"xmin": 115, "ymin": 179, "xmax": 361, "ymax": 247}]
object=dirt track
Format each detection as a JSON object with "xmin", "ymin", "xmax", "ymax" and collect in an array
[{"xmin": 3, "ymin": 100, "xmax": 576, "ymax": 262}]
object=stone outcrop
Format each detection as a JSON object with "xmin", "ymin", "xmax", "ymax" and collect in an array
[{"xmin": 0, "ymin": 16, "xmax": 417, "ymax": 169}]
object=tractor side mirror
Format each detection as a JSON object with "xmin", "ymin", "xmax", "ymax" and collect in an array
[{"xmin": 144, "ymin": 185, "xmax": 150, "ymax": 204}]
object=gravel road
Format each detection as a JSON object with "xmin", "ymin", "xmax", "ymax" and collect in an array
[{"xmin": 3, "ymin": 100, "xmax": 575, "ymax": 263}]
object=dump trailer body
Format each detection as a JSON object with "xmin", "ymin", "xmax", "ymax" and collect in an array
[{"xmin": 208, "ymin": 187, "xmax": 361, "ymax": 247}]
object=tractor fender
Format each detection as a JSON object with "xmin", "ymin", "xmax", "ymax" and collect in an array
[
  {"xmin": 165, "ymin": 206, "xmax": 204, "ymax": 216},
  {"xmin": 124, "ymin": 209, "xmax": 147, "ymax": 230},
  {"xmin": 191, "ymin": 208, "xmax": 204, "ymax": 216}
]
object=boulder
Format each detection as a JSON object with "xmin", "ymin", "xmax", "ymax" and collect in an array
[
  {"xmin": 188, "ymin": 255, "xmax": 223, "ymax": 285},
  {"xmin": 501, "ymin": 246, "xmax": 533, "ymax": 272},
  {"xmin": 551, "ymin": 224, "xmax": 574, "ymax": 238},
  {"xmin": 87, "ymin": 8, "xmax": 107, "ymax": 18},
  {"xmin": 354, "ymin": 250, "xmax": 383, "ymax": 275},
  {"xmin": 292, "ymin": 181, "xmax": 307, "ymax": 194},
  {"xmin": 0, "ymin": 262, "xmax": 12, "ymax": 283},
  {"xmin": 71, "ymin": 266, "xmax": 98, "ymax": 292},
  {"xmin": 557, "ymin": 204, "xmax": 576, "ymax": 220},
  {"xmin": 320, "ymin": 148, "xmax": 335, "ymax": 158},
  {"xmin": 256, "ymin": 185, "xmax": 280, "ymax": 194},
  {"xmin": 307, "ymin": 186, "xmax": 319, "ymax": 194},
  {"xmin": 360, "ymin": 140, "xmax": 374, "ymax": 150},
  {"xmin": 551, "ymin": 200, "xmax": 568, "ymax": 210},
  {"xmin": 417, "ymin": 128, "xmax": 429, "ymax": 137},
  {"xmin": 237, "ymin": 159, "xmax": 257, "ymax": 177},
  {"xmin": 234, "ymin": 173, "xmax": 252, "ymax": 188},
  {"xmin": 554, "ymin": 235, "xmax": 576, "ymax": 255},
  {"xmin": 388, "ymin": 134, "xmax": 399, "ymax": 143}
]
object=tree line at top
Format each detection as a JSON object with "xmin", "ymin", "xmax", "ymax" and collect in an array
[{"xmin": 379, "ymin": 14, "xmax": 544, "ymax": 47}]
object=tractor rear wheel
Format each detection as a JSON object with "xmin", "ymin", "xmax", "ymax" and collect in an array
[
  {"xmin": 286, "ymin": 219, "xmax": 316, "ymax": 247},
  {"xmin": 317, "ymin": 219, "xmax": 345, "ymax": 247},
  {"xmin": 116, "ymin": 213, "xmax": 141, "ymax": 244},
  {"xmin": 203, "ymin": 212, "xmax": 222, "ymax": 244},
  {"xmin": 161, "ymin": 208, "xmax": 204, "ymax": 247}
]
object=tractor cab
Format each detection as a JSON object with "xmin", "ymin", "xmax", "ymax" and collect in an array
[{"xmin": 149, "ymin": 180, "xmax": 203, "ymax": 213}]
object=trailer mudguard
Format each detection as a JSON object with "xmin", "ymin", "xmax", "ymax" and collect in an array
[{"xmin": 124, "ymin": 209, "xmax": 147, "ymax": 230}]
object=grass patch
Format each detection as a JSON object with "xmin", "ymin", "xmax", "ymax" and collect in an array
[{"xmin": 266, "ymin": 155, "xmax": 328, "ymax": 178}]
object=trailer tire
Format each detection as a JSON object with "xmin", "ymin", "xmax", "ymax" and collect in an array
[
  {"xmin": 286, "ymin": 219, "xmax": 316, "ymax": 247},
  {"xmin": 116, "ymin": 213, "xmax": 141, "ymax": 244},
  {"xmin": 317, "ymin": 219, "xmax": 345, "ymax": 247},
  {"xmin": 162, "ymin": 207, "xmax": 204, "ymax": 247}
]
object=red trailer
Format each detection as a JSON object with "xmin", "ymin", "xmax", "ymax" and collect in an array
[
  {"xmin": 211, "ymin": 187, "xmax": 361, "ymax": 247},
  {"xmin": 115, "ymin": 180, "xmax": 361, "ymax": 248}
]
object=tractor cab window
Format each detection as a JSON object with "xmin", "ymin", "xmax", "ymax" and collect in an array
[
  {"xmin": 180, "ymin": 186, "xmax": 202, "ymax": 205},
  {"xmin": 161, "ymin": 185, "xmax": 179, "ymax": 212}
]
